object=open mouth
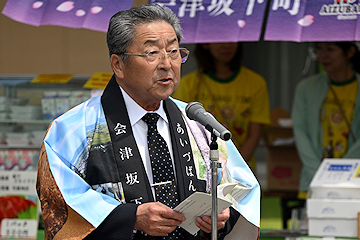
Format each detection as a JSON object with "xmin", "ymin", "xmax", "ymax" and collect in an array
[{"xmin": 159, "ymin": 78, "xmax": 171, "ymax": 82}]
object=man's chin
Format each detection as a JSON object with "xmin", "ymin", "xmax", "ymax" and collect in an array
[
  {"xmin": 158, "ymin": 88, "xmax": 175, "ymax": 99},
  {"xmin": 159, "ymin": 94, "xmax": 172, "ymax": 101}
]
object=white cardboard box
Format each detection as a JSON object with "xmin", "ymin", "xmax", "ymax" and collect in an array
[
  {"xmin": 307, "ymin": 198, "xmax": 360, "ymax": 219},
  {"xmin": 309, "ymin": 158, "xmax": 360, "ymax": 199},
  {"xmin": 308, "ymin": 218, "xmax": 358, "ymax": 238}
]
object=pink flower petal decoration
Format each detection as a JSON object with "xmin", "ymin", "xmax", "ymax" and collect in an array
[
  {"xmin": 237, "ymin": 20, "xmax": 246, "ymax": 28},
  {"xmin": 76, "ymin": 9, "xmax": 86, "ymax": 17},
  {"xmin": 297, "ymin": 14, "xmax": 314, "ymax": 27},
  {"xmin": 32, "ymin": 1, "xmax": 43, "ymax": 9},
  {"xmin": 90, "ymin": 6, "xmax": 103, "ymax": 14},
  {"xmin": 56, "ymin": 1, "xmax": 75, "ymax": 12}
]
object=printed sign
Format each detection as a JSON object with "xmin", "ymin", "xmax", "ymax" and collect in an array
[
  {"xmin": 265, "ymin": 0, "xmax": 360, "ymax": 42},
  {"xmin": 83, "ymin": 72, "xmax": 112, "ymax": 89},
  {"xmin": 0, "ymin": 150, "xmax": 39, "ymax": 239},
  {"xmin": 2, "ymin": 0, "xmax": 268, "ymax": 43},
  {"xmin": 31, "ymin": 74, "xmax": 73, "ymax": 84}
]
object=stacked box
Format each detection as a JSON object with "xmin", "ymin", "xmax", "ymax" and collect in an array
[
  {"xmin": 262, "ymin": 107, "xmax": 301, "ymax": 191},
  {"xmin": 307, "ymin": 159, "xmax": 360, "ymax": 238}
]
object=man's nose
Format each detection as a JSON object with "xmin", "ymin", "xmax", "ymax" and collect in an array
[{"xmin": 158, "ymin": 52, "xmax": 172, "ymax": 68}]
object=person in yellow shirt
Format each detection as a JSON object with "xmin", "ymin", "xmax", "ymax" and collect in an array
[
  {"xmin": 173, "ymin": 42, "xmax": 271, "ymax": 169},
  {"xmin": 292, "ymin": 41, "xmax": 360, "ymax": 199}
]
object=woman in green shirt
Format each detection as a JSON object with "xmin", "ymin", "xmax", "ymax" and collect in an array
[{"xmin": 292, "ymin": 42, "xmax": 360, "ymax": 199}]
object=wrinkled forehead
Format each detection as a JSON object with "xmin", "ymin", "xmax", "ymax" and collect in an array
[{"xmin": 132, "ymin": 21, "xmax": 179, "ymax": 47}]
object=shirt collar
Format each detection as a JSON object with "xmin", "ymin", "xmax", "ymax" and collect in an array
[{"xmin": 120, "ymin": 87, "xmax": 168, "ymax": 126}]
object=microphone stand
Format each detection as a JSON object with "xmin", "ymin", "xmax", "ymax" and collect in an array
[{"xmin": 210, "ymin": 133, "xmax": 221, "ymax": 240}]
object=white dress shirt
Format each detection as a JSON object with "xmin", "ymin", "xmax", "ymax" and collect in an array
[{"xmin": 120, "ymin": 87, "xmax": 176, "ymax": 198}]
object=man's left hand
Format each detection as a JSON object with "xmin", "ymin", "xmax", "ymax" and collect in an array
[{"xmin": 194, "ymin": 208, "xmax": 230, "ymax": 233}]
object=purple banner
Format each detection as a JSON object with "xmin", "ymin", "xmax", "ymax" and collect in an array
[
  {"xmin": 2, "ymin": 0, "xmax": 134, "ymax": 32},
  {"xmin": 264, "ymin": 0, "xmax": 360, "ymax": 42},
  {"xmin": 1, "ymin": 0, "xmax": 268, "ymax": 43},
  {"xmin": 152, "ymin": 0, "xmax": 268, "ymax": 43}
]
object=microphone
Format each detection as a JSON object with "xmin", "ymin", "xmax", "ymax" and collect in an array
[{"xmin": 185, "ymin": 102, "xmax": 232, "ymax": 141}]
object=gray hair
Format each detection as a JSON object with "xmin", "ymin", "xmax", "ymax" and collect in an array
[{"xmin": 106, "ymin": 4, "xmax": 183, "ymax": 60}]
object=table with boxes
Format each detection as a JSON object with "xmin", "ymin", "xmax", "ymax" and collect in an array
[{"xmin": 307, "ymin": 158, "xmax": 360, "ymax": 238}]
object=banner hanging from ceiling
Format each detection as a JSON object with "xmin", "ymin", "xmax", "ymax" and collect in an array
[
  {"xmin": 264, "ymin": 0, "xmax": 360, "ymax": 42},
  {"xmin": 2, "ymin": 0, "xmax": 268, "ymax": 43}
]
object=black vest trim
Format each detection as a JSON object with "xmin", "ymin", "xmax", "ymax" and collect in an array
[{"xmin": 95, "ymin": 75, "xmax": 204, "ymax": 205}]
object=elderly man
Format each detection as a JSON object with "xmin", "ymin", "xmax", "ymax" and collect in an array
[{"xmin": 37, "ymin": 4, "xmax": 260, "ymax": 240}]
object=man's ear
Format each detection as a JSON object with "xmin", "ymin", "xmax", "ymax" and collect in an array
[{"xmin": 110, "ymin": 54, "xmax": 125, "ymax": 79}]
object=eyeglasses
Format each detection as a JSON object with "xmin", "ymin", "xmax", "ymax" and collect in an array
[{"xmin": 123, "ymin": 48, "xmax": 190, "ymax": 65}]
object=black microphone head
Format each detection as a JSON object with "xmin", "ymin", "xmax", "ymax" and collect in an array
[
  {"xmin": 222, "ymin": 132, "xmax": 231, "ymax": 141},
  {"xmin": 185, "ymin": 102, "xmax": 204, "ymax": 120},
  {"xmin": 185, "ymin": 101, "xmax": 232, "ymax": 141}
]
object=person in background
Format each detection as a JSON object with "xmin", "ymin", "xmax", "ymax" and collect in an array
[
  {"xmin": 292, "ymin": 41, "xmax": 360, "ymax": 199},
  {"xmin": 172, "ymin": 42, "xmax": 271, "ymax": 170},
  {"xmin": 36, "ymin": 4, "xmax": 260, "ymax": 240}
]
